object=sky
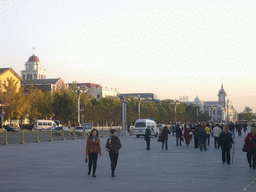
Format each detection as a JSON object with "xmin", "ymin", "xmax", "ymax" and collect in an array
[{"xmin": 0, "ymin": 0, "xmax": 255, "ymax": 113}]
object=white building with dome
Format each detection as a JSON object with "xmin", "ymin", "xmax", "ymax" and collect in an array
[
  {"xmin": 21, "ymin": 54, "xmax": 46, "ymax": 80},
  {"xmin": 184, "ymin": 84, "xmax": 237, "ymax": 122}
]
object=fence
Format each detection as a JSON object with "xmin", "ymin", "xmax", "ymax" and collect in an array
[{"xmin": 0, "ymin": 127, "xmax": 135, "ymax": 145}]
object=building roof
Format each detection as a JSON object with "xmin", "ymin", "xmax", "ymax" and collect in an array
[
  {"xmin": 21, "ymin": 78, "xmax": 61, "ymax": 85},
  {"xmin": 203, "ymin": 101, "xmax": 219, "ymax": 106},
  {"xmin": 0, "ymin": 67, "xmax": 23, "ymax": 81},
  {"xmin": 67, "ymin": 83, "xmax": 102, "ymax": 88},
  {"xmin": 28, "ymin": 54, "xmax": 40, "ymax": 62}
]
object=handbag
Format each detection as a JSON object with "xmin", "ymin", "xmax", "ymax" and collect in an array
[
  {"xmin": 158, "ymin": 135, "xmax": 164, "ymax": 142},
  {"xmin": 85, "ymin": 157, "xmax": 88, "ymax": 163},
  {"xmin": 242, "ymin": 142, "xmax": 251, "ymax": 152}
]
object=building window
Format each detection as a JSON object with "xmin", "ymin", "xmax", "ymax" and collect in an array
[
  {"xmin": 27, "ymin": 74, "xmax": 29, "ymax": 80},
  {"xmin": 217, "ymin": 110, "xmax": 221, "ymax": 116},
  {"xmin": 23, "ymin": 74, "xmax": 25, "ymax": 80},
  {"xmin": 97, "ymin": 94, "xmax": 100, "ymax": 99},
  {"xmin": 34, "ymin": 74, "xmax": 37, "ymax": 79}
]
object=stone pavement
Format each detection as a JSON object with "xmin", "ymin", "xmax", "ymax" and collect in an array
[{"xmin": 1, "ymin": 129, "xmax": 256, "ymax": 192}]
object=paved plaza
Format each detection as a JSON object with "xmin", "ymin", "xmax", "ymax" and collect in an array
[{"xmin": 1, "ymin": 129, "xmax": 256, "ymax": 192}]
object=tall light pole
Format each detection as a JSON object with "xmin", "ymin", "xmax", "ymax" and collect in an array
[
  {"xmin": 138, "ymin": 95, "xmax": 141, "ymax": 119},
  {"xmin": 122, "ymin": 99, "xmax": 129, "ymax": 136},
  {"xmin": 171, "ymin": 100, "xmax": 179, "ymax": 123},
  {"xmin": 72, "ymin": 87, "xmax": 85, "ymax": 126}
]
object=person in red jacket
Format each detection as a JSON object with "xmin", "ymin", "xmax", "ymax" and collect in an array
[
  {"xmin": 183, "ymin": 125, "xmax": 192, "ymax": 146},
  {"xmin": 244, "ymin": 127, "xmax": 256, "ymax": 169}
]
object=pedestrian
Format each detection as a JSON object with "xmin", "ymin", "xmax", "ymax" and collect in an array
[
  {"xmin": 212, "ymin": 124, "xmax": 221, "ymax": 149},
  {"xmin": 86, "ymin": 129, "xmax": 102, "ymax": 177},
  {"xmin": 193, "ymin": 125, "xmax": 199, "ymax": 148},
  {"xmin": 205, "ymin": 124, "xmax": 211, "ymax": 146},
  {"xmin": 175, "ymin": 124, "xmax": 183, "ymax": 146},
  {"xmin": 219, "ymin": 126, "xmax": 235, "ymax": 165},
  {"xmin": 144, "ymin": 126, "xmax": 151, "ymax": 150},
  {"xmin": 183, "ymin": 125, "xmax": 192, "ymax": 146},
  {"xmin": 106, "ymin": 129, "xmax": 122, "ymax": 177},
  {"xmin": 198, "ymin": 125, "xmax": 207, "ymax": 151},
  {"xmin": 243, "ymin": 127, "xmax": 256, "ymax": 169},
  {"xmin": 161, "ymin": 126, "xmax": 170, "ymax": 150}
]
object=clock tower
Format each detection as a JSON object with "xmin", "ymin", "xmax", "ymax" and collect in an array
[
  {"xmin": 218, "ymin": 84, "xmax": 227, "ymax": 108},
  {"xmin": 21, "ymin": 54, "xmax": 47, "ymax": 80}
]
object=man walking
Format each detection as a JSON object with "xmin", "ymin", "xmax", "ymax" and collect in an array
[
  {"xmin": 161, "ymin": 126, "xmax": 170, "ymax": 150},
  {"xmin": 212, "ymin": 124, "xmax": 221, "ymax": 149},
  {"xmin": 198, "ymin": 125, "xmax": 207, "ymax": 151},
  {"xmin": 145, "ymin": 126, "xmax": 151, "ymax": 150},
  {"xmin": 176, "ymin": 123, "xmax": 183, "ymax": 146},
  {"xmin": 219, "ymin": 126, "xmax": 235, "ymax": 165}
]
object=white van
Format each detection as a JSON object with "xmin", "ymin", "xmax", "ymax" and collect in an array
[
  {"xmin": 34, "ymin": 120, "xmax": 57, "ymax": 130},
  {"xmin": 134, "ymin": 119, "xmax": 159, "ymax": 138}
]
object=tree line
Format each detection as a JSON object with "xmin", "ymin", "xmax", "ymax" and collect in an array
[{"xmin": 0, "ymin": 78, "xmax": 219, "ymax": 127}]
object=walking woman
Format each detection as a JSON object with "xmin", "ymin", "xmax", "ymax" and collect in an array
[
  {"xmin": 243, "ymin": 127, "xmax": 256, "ymax": 169},
  {"xmin": 86, "ymin": 129, "xmax": 101, "ymax": 177},
  {"xmin": 161, "ymin": 126, "xmax": 170, "ymax": 150},
  {"xmin": 106, "ymin": 129, "xmax": 122, "ymax": 177},
  {"xmin": 183, "ymin": 125, "xmax": 192, "ymax": 146}
]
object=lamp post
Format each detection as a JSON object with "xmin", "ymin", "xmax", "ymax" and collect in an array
[
  {"xmin": 171, "ymin": 100, "xmax": 179, "ymax": 123},
  {"xmin": 138, "ymin": 95, "xmax": 141, "ymax": 119},
  {"xmin": 121, "ymin": 99, "xmax": 129, "ymax": 136},
  {"xmin": 72, "ymin": 87, "xmax": 85, "ymax": 126}
]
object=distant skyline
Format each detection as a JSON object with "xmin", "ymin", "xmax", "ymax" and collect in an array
[{"xmin": 0, "ymin": 0, "xmax": 255, "ymax": 113}]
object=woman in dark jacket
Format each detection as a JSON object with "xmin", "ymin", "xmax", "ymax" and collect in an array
[
  {"xmin": 106, "ymin": 129, "xmax": 122, "ymax": 177},
  {"xmin": 161, "ymin": 126, "xmax": 170, "ymax": 150},
  {"xmin": 244, "ymin": 127, "xmax": 256, "ymax": 169},
  {"xmin": 86, "ymin": 129, "xmax": 101, "ymax": 177}
]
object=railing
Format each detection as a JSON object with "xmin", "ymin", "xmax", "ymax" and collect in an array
[{"xmin": 0, "ymin": 127, "xmax": 135, "ymax": 145}]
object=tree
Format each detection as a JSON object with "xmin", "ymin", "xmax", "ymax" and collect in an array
[
  {"xmin": 1, "ymin": 78, "xmax": 27, "ymax": 124},
  {"xmin": 238, "ymin": 107, "xmax": 255, "ymax": 121}
]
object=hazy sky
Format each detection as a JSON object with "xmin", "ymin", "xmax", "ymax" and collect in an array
[{"xmin": 0, "ymin": 0, "xmax": 255, "ymax": 113}]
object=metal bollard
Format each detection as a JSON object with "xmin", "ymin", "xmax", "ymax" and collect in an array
[
  {"xmin": 36, "ymin": 129, "xmax": 40, "ymax": 143},
  {"xmin": 20, "ymin": 130, "xmax": 25, "ymax": 144},
  {"xmin": 61, "ymin": 129, "xmax": 65, "ymax": 140},
  {"xmin": 102, "ymin": 128, "xmax": 104, "ymax": 137},
  {"xmin": 3, "ymin": 131, "xmax": 8, "ymax": 145},
  {"xmin": 49, "ymin": 129, "xmax": 53, "ymax": 142},
  {"xmin": 83, "ymin": 128, "xmax": 86, "ymax": 138},
  {"xmin": 73, "ymin": 129, "xmax": 76, "ymax": 140}
]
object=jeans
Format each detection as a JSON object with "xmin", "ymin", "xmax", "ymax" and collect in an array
[
  {"xmin": 109, "ymin": 152, "xmax": 119, "ymax": 174},
  {"xmin": 222, "ymin": 147, "xmax": 231, "ymax": 164},
  {"xmin": 194, "ymin": 138, "xmax": 198, "ymax": 148},
  {"xmin": 145, "ymin": 138, "xmax": 150, "ymax": 149},
  {"xmin": 206, "ymin": 134, "xmax": 210, "ymax": 146},
  {"xmin": 214, "ymin": 137, "xmax": 219, "ymax": 149},
  {"xmin": 88, "ymin": 153, "xmax": 98, "ymax": 175},
  {"xmin": 162, "ymin": 139, "xmax": 168, "ymax": 149},
  {"xmin": 247, "ymin": 148, "xmax": 256, "ymax": 169},
  {"xmin": 176, "ymin": 136, "xmax": 182, "ymax": 146}
]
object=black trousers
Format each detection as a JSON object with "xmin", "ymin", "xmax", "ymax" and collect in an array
[
  {"xmin": 176, "ymin": 136, "xmax": 182, "ymax": 146},
  {"xmin": 199, "ymin": 139, "xmax": 207, "ymax": 151},
  {"xmin": 247, "ymin": 148, "xmax": 256, "ymax": 169},
  {"xmin": 162, "ymin": 139, "xmax": 168, "ymax": 149},
  {"xmin": 214, "ymin": 137, "xmax": 219, "ymax": 149},
  {"xmin": 88, "ymin": 153, "xmax": 98, "ymax": 175},
  {"xmin": 145, "ymin": 138, "xmax": 150, "ymax": 149},
  {"xmin": 222, "ymin": 147, "xmax": 231, "ymax": 164},
  {"xmin": 109, "ymin": 152, "xmax": 119, "ymax": 174},
  {"xmin": 194, "ymin": 138, "xmax": 198, "ymax": 148},
  {"xmin": 206, "ymin": 134, "xmax": 210, "ymax": 146}
]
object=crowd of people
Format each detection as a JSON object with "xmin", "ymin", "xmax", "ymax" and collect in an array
[
  {"xmin": 84, "ymin": 121, "xmax": 256, "ymax": 178},
  {"xmin": 146, "ymin": 121, "xmax": 256, "ymax": 168}
]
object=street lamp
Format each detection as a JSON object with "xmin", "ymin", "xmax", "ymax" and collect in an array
[
  {"xmin": 171, "ymin": 100, "xmax": 180, "ymax": 123},
  {"xmin": 138, "ymin": 95, "xmax": 141, "ymax": 119},
  {"xmin": 72, "ymin": 87, "xmax": 86, "ymax": 126}
]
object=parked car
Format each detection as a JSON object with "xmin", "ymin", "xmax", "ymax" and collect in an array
[
  {"xmin": 75, "ymin": 126, "xmax": 91, "ymax": 136},
  {"xmin": 52, "ymin": 126, "xmax": 71, "ymax": 136},
  {"xmin": 3, "ymin": 125, "xmax": 19, "ymax": 132}
]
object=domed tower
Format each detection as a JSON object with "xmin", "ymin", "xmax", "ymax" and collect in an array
[
  {"xmin": 218, "ymin": 84, "xmax": 227, "ymax": 108},
  {"xmin": 21, "ymin": 54, "xmax": 47, "ymax": 80}
]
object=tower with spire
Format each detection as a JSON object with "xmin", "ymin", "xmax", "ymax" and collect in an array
[{"xmin": 218, "ymin": 83, "xmax": 227, "ymax": 108}]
